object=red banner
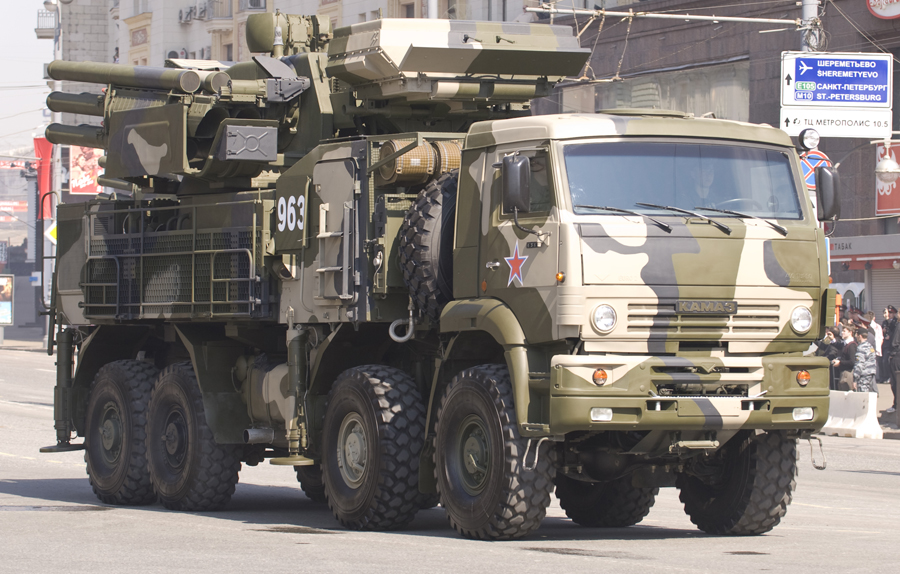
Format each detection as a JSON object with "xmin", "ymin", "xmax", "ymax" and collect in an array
[
  {"xmin": 69, "ymin": 146, "xmax": 103, "ymax": 195},
  {"xmin": 33, "ymin": 137, "xmax": 53, "ymax": 219},
  {"xmin": 875, "ymin": 143, "xmax": 900, "ymax": 214}
]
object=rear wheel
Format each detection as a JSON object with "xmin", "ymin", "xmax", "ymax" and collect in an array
[
  {"xmin": 321, "ymin": 365, "xmax": 426, "ymax": 530},
  {"xmin": 146, "ymin": 363, "xmax": 241, "ymax": 511},
  {"xmin": 84, "ymin": 360, "xmax": 159, "ymax": 505},
  {"xmin": 677, "ymin": 431, "xmax": 797, "ymax": 535},
  {"xmin": 295, "ymin": 464, "xmax": 326, "ymax": 503},
  {"xmin": 435, "ymin": 365, "xmax": 554, "ymax": 540},
  {"xmin": 555, "ymin": 474, "xmax": 657, "ymax": 527}
]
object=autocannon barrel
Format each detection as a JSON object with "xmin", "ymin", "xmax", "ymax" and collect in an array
[
  {"xmin": 46, "ymin": 92, "xmax": 105, "ymax": 117},
  {"xmin": 45, "ymin": 123, "xmax": 107, "ymax": 149},
  {"xmin": 47, "ymin": 60, "xmax": 202, "ymax": 93}
]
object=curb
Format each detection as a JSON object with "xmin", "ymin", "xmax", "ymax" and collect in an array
[{"xmin": 0, "ymin": 345, "xmax": 50, "ymax": 353}]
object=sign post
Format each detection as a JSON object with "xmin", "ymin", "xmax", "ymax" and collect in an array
[{"xmin": 780, "ymin": 51, "xmax": 893, "ymax": 139}]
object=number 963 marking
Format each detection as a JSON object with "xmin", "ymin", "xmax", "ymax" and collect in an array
[{"xmin": 277, "ymin": 195, "xmax": 305, "ymax": 232}]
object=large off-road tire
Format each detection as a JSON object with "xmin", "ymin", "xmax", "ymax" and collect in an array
[
  {"xmin": 295, "ymin": 464, "xmax": 326, "ymax": 503},
  {"xmin": 84, "ymin": 360, "xmax": 159, "ymax": 506},
  {"xmin": 677, "ymin": 431, "xmax": 797, "ymax": 535},
  {"xmin": 321, "ymin": 365, "xmax": 426, "ymax": 530},
  {"xmin": 555, "ymin": 474, "xmax": 657, "ymax": 527},
  {"xmin": 399, "ymin": 170, "xmax": 458, "ymax": 320},
  {"xmin": 435, "ymin": 365, "xmax": 555, "ymax": 540},
  {"xmin": 146, "ymin": 363, "xmax": 242, "ymax": 511}
]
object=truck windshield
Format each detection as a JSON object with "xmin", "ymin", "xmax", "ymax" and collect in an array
[{"xmin": 564, "ymin": 141, "xmax": 803, "ymax": 220}]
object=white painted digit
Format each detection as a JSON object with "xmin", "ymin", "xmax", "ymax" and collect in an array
[
  {"xmin": 296, "ymin": 195, "xmax": 305, "ymax": 231},
  {"xmin": 287, "ymin": 196, "xmax": 297, "ymax": 231},
  {"xmin": 277, "ymin": 196, "xmax": 286, "ymax": 232}
]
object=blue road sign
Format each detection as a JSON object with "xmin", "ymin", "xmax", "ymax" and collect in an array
[{"xmin": 782, "ymin": 53, "xmax": 892, "ymax": 109}]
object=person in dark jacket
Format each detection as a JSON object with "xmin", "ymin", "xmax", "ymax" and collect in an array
[
  {"xmin": 816, "ymin": 326, "xmax": 842, "ymax": 390},
  {"xmin": 889, "ymin": 306, "xmax": 900, "ymax": 413},
  {"xmin": 832, "ymin": 324, "xmax": 857, "ymax": 391},
  {"xmin": 881, "ymin": 307, "xmax": 894, "ymax": 385}
]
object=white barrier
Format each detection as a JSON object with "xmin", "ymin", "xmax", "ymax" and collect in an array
[{"xmin": 820, "ymin": 391, "xmax": 883, "ymax": 440}]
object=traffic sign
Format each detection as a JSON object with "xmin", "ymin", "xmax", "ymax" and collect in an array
[
  {"xmin": 782, "ymin": 52, "xmax": 892, "ymax": 108},
  {"xmin": 800, "ymin": 150, "xmax": 832, "ymax": 190},
  {"xmin": 780, "ymin": 107, "xmax": 892, "ymax": 138},
  {"xmin": 44, "ymin": 221, "xmax": 57, "ymax": 246}
]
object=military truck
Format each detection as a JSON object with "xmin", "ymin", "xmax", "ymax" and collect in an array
[{"xmin": 40, "ymin": 13, "xmax": 838, "ymax": 540}]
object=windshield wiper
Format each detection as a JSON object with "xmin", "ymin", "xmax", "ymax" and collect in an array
[
  {"xmin": 574, "ymin": 205, "xmax": 672, "ymax": 233},
  {"xmin": 695, "ymin": 207, "xmax": 788, "ymax": 237},
  {"xmin": 634, "ymin": 202, "xmax": 732, "ymax": 235}
]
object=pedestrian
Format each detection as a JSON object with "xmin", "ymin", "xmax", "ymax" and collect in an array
[
  {"xmin": 889, "ymin": 306, "xmax": 900, "ymax": 413},
  {"xmin": 881, "ymin": 307, "xmax": 894, "ymax": 384},
  {"xmin": 853, "ymin": 329, "xmax": 878, "ymax": 393},
  {"xmin": 815, "ymin": 326, "xmax": 842, "ymax": 390},
  {"xmin": 831, "ymin": 323, "xmax": 857, "ymax": 391}
]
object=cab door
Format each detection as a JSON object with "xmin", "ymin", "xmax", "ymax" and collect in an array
[{"xmin": 478, "ymin": 145, "xmax": 559, "ymax": 344}]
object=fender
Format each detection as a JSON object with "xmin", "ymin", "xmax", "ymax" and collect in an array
[
  {"xmin": 440, "ymin": 298, "xmax": 548, "ymax": 436},
  {"xmin": 174, "ymin": 324, "xmax": 251, "ymax": 444},
  {"xmin": 71, "ymin": 325, "xmax": 152, "ymax": 435}
]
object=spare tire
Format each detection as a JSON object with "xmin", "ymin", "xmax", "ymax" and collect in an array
[{"xmin": 399, "ymin": 170, "xmax": 458, "ymax": 320}]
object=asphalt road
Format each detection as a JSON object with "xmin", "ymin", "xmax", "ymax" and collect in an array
[{"xmin": 1, "ymin": 348, "xmax": 898, "ymax": 574}]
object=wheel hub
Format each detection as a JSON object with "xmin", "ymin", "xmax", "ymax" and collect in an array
[
  {"xmin": 98, "ymin": 401, "xmax": 123, "ymax": 464},
  {"xmin": 458, "ymin": 415, "xmax": 490, "ymax": 495},
  {"xmin": 337, "ymin": 413, "xmax": 368, "ymax": 488},
  {"xmin": 161, "ymin": 410, "xmax": 188, "ymax": 470}
]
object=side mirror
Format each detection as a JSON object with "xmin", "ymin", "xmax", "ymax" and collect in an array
[
  {"xmin": 815, "ymin": 166, "xmax": 841, "ymax": 221},
  {"xmin": 502, "ymin": 155, "xmax": 531, "ymax": 214}
]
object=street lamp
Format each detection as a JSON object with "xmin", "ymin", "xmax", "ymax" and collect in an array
[
  {"xmin": 831, "ymin": 133, "xmax": 900, "ymax": 184},
  {"xmin": 874, "ymin": 142, "xmax": 900, "ymax": 184}
]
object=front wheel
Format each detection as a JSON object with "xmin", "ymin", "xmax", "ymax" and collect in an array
[
  {"xmin": 321, "ymin": 365, "xmax": 426, "ymax": 530},
  {"xmin": 435, "ymin": 365, "xmax": 554, "ymax": 540},
  {"xmin": 146, "ymin": 363, "xmax": 242, "ymax": 511},
  {"xmin": 677, "ymin": 431, "xmax": 797, "ymax": 535}
]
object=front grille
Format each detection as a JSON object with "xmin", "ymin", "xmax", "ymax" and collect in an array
[{"xmin": 627, "ymin": 302, "xmax": 781, "ymax": 335}]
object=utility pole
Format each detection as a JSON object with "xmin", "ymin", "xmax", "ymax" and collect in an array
[{"xmin": 801, "ymin": 0, "xmax": 819, "ymax": 52}]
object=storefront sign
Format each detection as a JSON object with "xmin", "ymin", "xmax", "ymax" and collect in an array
[{"xmin": 868, "ymin": 0, "xmax": 900, "ymax": 19}]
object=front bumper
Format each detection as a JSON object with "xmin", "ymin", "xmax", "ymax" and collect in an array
[{"xmin": 547, "ymin": 353, "xmax": 830, "ymax": 434}]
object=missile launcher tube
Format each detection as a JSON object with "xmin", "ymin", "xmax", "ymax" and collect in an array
[
  {"xmin": 45, "ymin": 123, "xmax": 107, "ymax": 149},
  {"xmin": 47, "ymin": 60, "xmax": 202, "ymax": 93},
  {"xmin": 46, "ymin": 92, "xmax": 105, "ymax": 117}
]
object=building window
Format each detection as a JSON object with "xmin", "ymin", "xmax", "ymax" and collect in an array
[
  {"xmin": 402, "ymin": 3, "xmax": 414, "ymax": 17},
  {"xmin": 359, "ymin": 12, "xmax": 366, "ymax": 22},
  {"xmin": 224, "ymin": 43, "xmax": 233, "ymax": 61},
  {"xmin": 371, "ymin": 10, "xmax": 380, "ymax": 20}
]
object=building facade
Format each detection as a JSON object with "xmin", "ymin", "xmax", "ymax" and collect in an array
[{"xmin": 542, "ymin": 0, "xmax": 900, "ymax": 314}]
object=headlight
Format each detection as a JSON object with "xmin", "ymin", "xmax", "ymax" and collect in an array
[
  {"xmin": 798, "ymin": 128, "xmax": 820, "ymax": 151},
  {"xmin": 790, "ymin": 306, "xmax": 813, "ymax": 334},
  {"xmin": 592, "ymin": 304, "xmax": 617, "ymax": 333}
]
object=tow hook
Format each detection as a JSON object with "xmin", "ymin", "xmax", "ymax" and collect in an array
[{"xmin": 807, "ymin": 436, "xmax": 826, "ymax": 470}]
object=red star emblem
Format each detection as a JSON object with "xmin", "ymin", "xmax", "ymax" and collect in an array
[{"xmin": 505, "ymin": 242, "xmax": 528, "ymax": 286}]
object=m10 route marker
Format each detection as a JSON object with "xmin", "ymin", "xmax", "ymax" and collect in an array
[{"xmin": 780, "ymin": 51, "xmax": 893, "ymax": 139}]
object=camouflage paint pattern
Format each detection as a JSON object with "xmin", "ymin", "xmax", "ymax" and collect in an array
[
  {"xmin": 47, "ymin": 15, "xmax": 829, "ymax": 448},
  {"xmin": 446, "ymin": 112, "xmax": 830, "ymax": 436}
]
